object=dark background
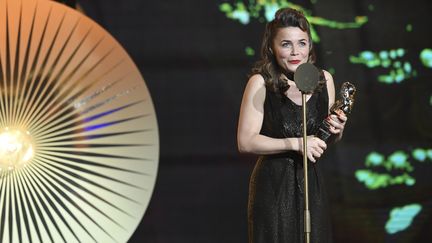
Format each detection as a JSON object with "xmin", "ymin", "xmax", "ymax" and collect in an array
[{"xmin": 76, "ymin": 0, "xmax": 432, "ymax": 242}]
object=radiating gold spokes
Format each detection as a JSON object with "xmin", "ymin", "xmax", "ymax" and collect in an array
[{"xmin": 0, "ymin": 0, "xmax": 159, "ymax": 242}]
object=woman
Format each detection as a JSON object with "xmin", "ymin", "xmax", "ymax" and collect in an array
[{"xmin": 237, "ymin": 8, "xmax": 347, "ymax": 243}]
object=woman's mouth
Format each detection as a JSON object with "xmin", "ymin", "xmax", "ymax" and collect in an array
[{"xmin": 289, "ymin": 60, "xmax": 301, "ymax": 64}]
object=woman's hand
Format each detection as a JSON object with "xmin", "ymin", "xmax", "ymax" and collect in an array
[
  {"xmin": 299, "ymin": 136, "xmax": 327, "ymax": 163},
  {"xmin": 327, "ymin": 110, "xmax": 347, "ymax": 135}
]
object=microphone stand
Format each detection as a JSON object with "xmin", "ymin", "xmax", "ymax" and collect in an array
[
  {"xmin": 293, "ymin": 63, "xmax": 319, "ymax": 243},
  {"xmin": 302, "ymin": 92, "xmax": 311, "ymax": 243}
]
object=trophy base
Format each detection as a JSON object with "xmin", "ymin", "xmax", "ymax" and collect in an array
[{"xmin": 317, "ymin": 123, "xmax": 332, "ymax": 142}]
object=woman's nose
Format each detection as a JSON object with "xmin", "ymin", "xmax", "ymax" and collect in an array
[{"xmin": 290, "ymin": 46, "xmax": 298, "ymax": 55}]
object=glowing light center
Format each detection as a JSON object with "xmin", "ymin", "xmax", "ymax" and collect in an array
[{"xmin": 0, "ymin": 128, "xmax": 34, "ymax": 172}]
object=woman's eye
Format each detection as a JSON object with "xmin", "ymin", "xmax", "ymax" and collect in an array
[
  {"xmin": 282, "ymin": 42, "xmax": 291, "ymax": 47},
  {"xmin": 299, "ymin": 42, "xmax": 307, "ymax": 47}
]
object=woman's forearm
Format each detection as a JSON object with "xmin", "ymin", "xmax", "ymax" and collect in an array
[{"xmin": 238, "ymin": 134, "xmax": 301, "ymax": 155}]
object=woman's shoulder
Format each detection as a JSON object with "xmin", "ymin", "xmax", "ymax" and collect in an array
[
  {"xmin": 320, "ymin": 68, "xmax": 336, "ymax": 103},
  {"xmin": 249, "ymin": 73, "xmax": 265, "ymax": 82},
  {"xmin": 243, "ymin": 73, "xmax": 267, "ymax": 102},
  {"xmin": 247, "ymin": 73, "xmax": 266, "ymax": 88},
  {"xmin": 318, "ymin": 68, "xmax": 334, "ymax": 88},
  {"xmin": 321, "ymin": 69, "xmax": 333, "ymax": 81}
]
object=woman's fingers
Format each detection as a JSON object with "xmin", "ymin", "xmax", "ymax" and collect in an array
[
  {"xmin": 308, "ymin": 152, "xmax": 316, "ymax": 163},
  {"xmin": 335, "ymin": 110, "xmax": 348, "ymax": 121},
  {"xmin": 300, "ymin": 136, "xmax": 328, "ymax": 162},
  {"xmin": 329, "ymin": 125, "xmax": 341, "ymax": 134},
  {"xmin": 311, "ymin": 137, "xmax": 326, "ymax": 162},
  {"xmin": 312, "ymin": 149, "xmax": 321, "ymax": 158},
  {"xmin": 316, "ymin": 138, "xmax": 327, "ymax": 149},
  {"xmin": 327, "ymin": 114, "xmax": 347, "ymax": 134}
]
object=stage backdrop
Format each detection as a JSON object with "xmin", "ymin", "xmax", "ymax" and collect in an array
[{"xmin": 77, "ymin": 0, "xmax": 431, "ymax": 242}]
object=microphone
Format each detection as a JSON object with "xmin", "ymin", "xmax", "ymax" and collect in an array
[{"xmin": 293, "ymin": 63, "xmax": 319, "ymax": 93}]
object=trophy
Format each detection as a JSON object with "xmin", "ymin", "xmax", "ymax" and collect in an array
[{"xmin": 317, "ymin": 82, "xmax": 356, "ymax": 141}]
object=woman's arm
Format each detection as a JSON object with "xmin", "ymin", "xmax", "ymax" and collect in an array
[{"xmin": 237, "ymin": 74, "xmax": 326, "ymax": 162}]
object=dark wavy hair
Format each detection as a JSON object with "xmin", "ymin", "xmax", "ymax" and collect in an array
[{"xmin": 251, "ymin": 8, "xmax": 325, "ymax": 94}]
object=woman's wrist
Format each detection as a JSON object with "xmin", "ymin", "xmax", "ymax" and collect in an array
[{"xmin": 285, "ymin": 137, "xmax": 302, "ymax": 152}]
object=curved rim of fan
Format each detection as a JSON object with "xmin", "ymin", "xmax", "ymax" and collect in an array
[{"xmin": 0, "ymin": 0, "xmax": 159, "ymax": 242}]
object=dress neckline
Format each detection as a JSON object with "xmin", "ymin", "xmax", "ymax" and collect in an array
[
  {"xmin": 285, "ymin": 93, "xmax": 314, "ymax": 107},
  {"xmin": 282, "ymin": 76, "xmax": 314, "ymax": 106}
]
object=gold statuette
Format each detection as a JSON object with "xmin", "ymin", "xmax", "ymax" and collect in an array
[{"xmin": 317, "ymin": 82, "xmax": 356, "ymax": 141}]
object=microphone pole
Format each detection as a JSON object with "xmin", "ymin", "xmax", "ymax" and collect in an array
[
  {"xmin": 294, "ymin": 63, "xmax": 320, "ymax": 243},
  {"xmin": 302, "ymin": 91, "xmax": 311, "ymax": 243}
]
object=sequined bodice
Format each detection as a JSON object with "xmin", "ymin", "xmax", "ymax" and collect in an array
[{"xmin": 260, "ymin": 86, "xmax": 329, "ymax": 139}]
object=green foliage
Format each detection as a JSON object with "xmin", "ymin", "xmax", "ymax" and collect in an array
[
  {"xmin": 406, "ymin": 24, "xmax": 413, "ymax": 32},
  {"xmin": 245, "ymin": 46, "xmax": 256, "ymax": 56},
  {"xmin": 219, "ymin": 0, "xmax": 368, "ymax": 44},
  {"xmin": 350, "ymin": 49, "xmax": 417, "ymax": 84},
  {"xmin": 412, "ymin": 148, "xmax": 432, "ymax": 162},
  {"xmin": 356, "ymin": 149, "xmax": 432, "ymax": 190},
  {"xmin": 365, "ymin": 151, "xmax": 413, "ymax": 171},
  {"xmin": 385, "ymin": 204, "xmax": 422, "ymax": 234},
  {"xmin": 355, "ymin": 170, "xmax": 415, "ymax": 190},
  {"xmin": 420, "ymin": 49, "xmax": 432, "ymax": 68}
]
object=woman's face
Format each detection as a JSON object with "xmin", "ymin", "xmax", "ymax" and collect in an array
[{"xmin": 272, "ymin": 26, "xmax": 310, "ymax": 74}]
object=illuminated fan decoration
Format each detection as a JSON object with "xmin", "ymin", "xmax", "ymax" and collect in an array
[{"xmin": 0, "ymin": 0, "xmax": 159, "ymax": 242}]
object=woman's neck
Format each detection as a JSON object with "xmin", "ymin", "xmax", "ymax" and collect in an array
[{"xmin": 281, "ymin": 70, "xmax": 294, "ymax": 81}]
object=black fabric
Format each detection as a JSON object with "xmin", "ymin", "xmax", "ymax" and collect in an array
[{"xmin": 248, "ymin": 84, "xmax": 332, "ymax": 243}]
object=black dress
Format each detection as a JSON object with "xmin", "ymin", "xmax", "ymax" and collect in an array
[{"xmin": 248, "ymin": 84, "xmax": 333, "ymax": 243}]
